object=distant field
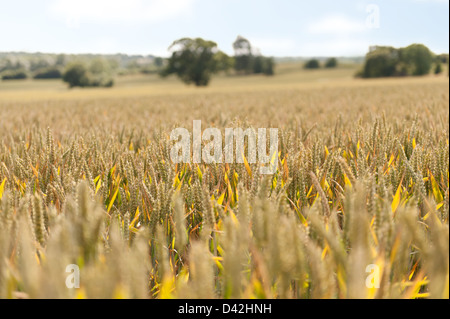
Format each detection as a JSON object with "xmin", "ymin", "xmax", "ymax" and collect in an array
[
  {"xmin": 0, "ymin": 63, "xmax": 448, "ymax": 299},
  {"xmin": 0, "ymin": 62, "xmax": 447, "ymax": 102},
  {"xmin": 0, "ymin": 62, "xmax": 360, "ymax": 99}
]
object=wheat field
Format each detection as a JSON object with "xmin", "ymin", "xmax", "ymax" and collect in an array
[{"xmin": 0, "ymin": 70, "xmax": 448, "ymax": 299}]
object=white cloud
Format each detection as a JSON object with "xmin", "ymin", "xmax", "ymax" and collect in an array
[
  {"xmin": 49, "ymin": 0, "xmax": 196, "ymax": 27},
  {"xmin": 307, "ymin": 14, "xmax": 367, "ymax": 35}
]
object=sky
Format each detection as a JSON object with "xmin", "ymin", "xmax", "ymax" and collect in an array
[{"xmin": 0, "ymin": 0, "xmax": 448, "ymax": 57}]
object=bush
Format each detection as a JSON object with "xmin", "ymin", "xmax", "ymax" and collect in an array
[
  {"xmin": 363, "ymin": 49, "xmax": 398, "ymax": 78},
  {"xmin": 33, "ymin": 67, "xmax": 62, "ymax": 79},
  {"xmin": 214, "ymin": 51, "xmax": 234, "ymax": 74},
  {"xmin": 400, "ymin": 44, "xmax": 433, "ymax": 76},
  {"xmin": 253, "ymin": 56, "xmax": 264, "ymax": 74},
  {"xmin": 304, "ymin": 59, "xmax": 320, "ymax": 69},
  {"xmin": 252, "ymin": 56, "xmax": 275, "ymax": 75},
  {"xmin": 325, "ymin": 57, "xmax": 338, "ymax": 68},
  {"xmin": 434, "ymin": 63, "xmax": 443, "ymax": 75},
  {"xmin": 1, "ymin": 69, "xmax": 27, "ymax": 80},
  {"xmin": 62, "ymin": 60, "xmax": 114, "ymax": 88},
  {"xmin": 361, "ymin": 44, "xmax": 434, "ymax": 78},
  {"xmin": 262, "ymin": 57, "xmax": 275, "ymax": 75},
  {"xmin": 89, "ymin": 76, "xmax": 114, "ymax": 87},
  {"xmin": 62, "ymin": 63, "xmax": 90, "ymax": 88},
  {"xmin": 436, "ymin": 54, "xmax": 449, "ymax": 64}
]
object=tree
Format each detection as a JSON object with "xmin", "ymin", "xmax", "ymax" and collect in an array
[
  {"xmin": 33, "ymin": 67, "xmax": 62, "ymax": 79},
  {"xmin": 1, "ymin": 69, "xmax": 27, "ymax": 80},
  {"xmin": 55, "ymin": 54, "xmax": 66, "ymax": 67},
  {"xmin": 400, "ymin": 44, "xmax": 433, "ymax": 76},
  {"xmin": 62, "ymin": 62, "xmax": 90, "ymax": 88},
  {"xmin": 0, "ymin": 59, "xmax": 25, "ymax": 73},
  {"xmin": 88, "ymin": 58, "xmax": 114, "ymax": 87},
  {"xmin": 30, "ymin": 58, "xmax": 50, "ymax": 72},
  {"xmin": 304, "ymin": 59, "xmax": 320, "ymax": 69},
  {"xmin": 253, "ymin": 55, "xmax": 264, "ymax": 74},
  {"xmin": 325, "ymin": 57, "xmax": 338, "ymax": 68},
  {"xmin": 359, "ymin": 44, "xmax": 435, "ymax": 78},
  {"xmin": 62, "ymin": 59, "xmax": 114, "ymax": 88},
  {"xmin": 253, "ymin": 56, "xmax": 274, "ymax": 75},
  {"xmin": 262, "ymin": 57, "xmax": 275, "ymax": 75},
  {"xmin": 363, "ymin": 47, "xmax": 398, "ymax": 78},
  {"xmin": 230, "ymin": 36, "xmax": 275, "ymax": 76},
  {"xmin": 154, "ymin": 57, "xmax": 164, "ymax": 68},
  {"xmin": 233, "ymin": 36, "xmax": 253, "ymax": 74},
  {"xmin": 161, "ymin": 38, "xmax": 219, "ymax": 86},
  {"xmin": 434, "ymin": 62, "xmax": 443, "ymax": 75},
  {"xmin": 214, "ymin": 51, "xmax": 234, "ymax": 73}
]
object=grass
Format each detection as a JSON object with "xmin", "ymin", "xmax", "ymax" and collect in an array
[{"xmin": 0, "ymin": 64, "xmax": 448, "ymax": 299}]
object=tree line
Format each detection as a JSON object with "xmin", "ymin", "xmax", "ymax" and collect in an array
[
  {"xmin": 0, "ymin": 53, "xmax": 161, "ymax": 83},
  {"xmin": 0, "ymin": 36, "xmax": 275, "ymax": 88},
  {"xmin": 358, "ymin": 44, "xmax": 448, "ymax": 78},
  {"xmin": 1, "ymin": 41, "xmax": 447, "ymax": 88}
]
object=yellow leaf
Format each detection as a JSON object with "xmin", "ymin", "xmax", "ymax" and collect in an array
[
  {"xmin": 337, "ymin": 265, "xmax": 347, "ymax": 297},
  {"xmin": 107, "ymin": 186, "xmax": 120, "ymax": 213},
  {"xmin": 76, "ymin": 287, "xmax": 87, "ymax": 299},
  {"xmin": 213, "ymin": 257, "xmax": 224, "ymax": 272},
  {"xmin": 0, "ymin": 178, "xmax": 6, "ymax": 200},
  {"xmin": 392, "ymin": 181, "xmax": 402, "ymax": 214},
  {"xmin": 229, "ymin": 211, "xmax": 239, "ymax": 226},
  {"xmin": 95, "ymin": 178, "xmax": 102, "ymax": 195},
  {"xmin": 196, "ymin": 165, "xmax": 203, "ymax": 182},
  {"xmin": 388, "ymin": 153, "xmax": 395, "ymax": 166},
  {"xmin": 242, "ymin": 151, "xmax": 252, "ymax": 178},
  {"xmin": 113, "ymin": 284, "xmax": 130, "ymax": 299},
  {"xmin": 306, "ymin": 185, "xmax": 313, "ymax": 198},
  {"xmin": 324, "ymin": 179, "xmax": 333, "ymax": 198},
  {"xmin": 343, "ymin": 174, "xmax": 352, "ymax": 188},
  {"xmin": 159, "ymin": 276, "xmax": 175, "ymax": 299},
  {"xmin": 286, "ymin": 196, "xmax": 307, "ymax": 226},
  {"xmin": 429, "ymin": 171, "xmax": 443, "ymax": 203},
  {"xmin": 390, "ymin": 234, "xmax": 401, "ymax": 265},
  {"xmin": 227, "ymin": 177, "xmax": 233, "ymax": 205},
  {"xmin": 217, "ymin": 191, "xmax": 226, "ymax": 206},
  {"xmin": 321, "ymin": 244, "xmax": 329, "ymax": 260},
  {"xmin": 269, "ymin": 151, "xmax": 278, "ymax": 170},
  {"xmin": 130, "ymin": 207, "xmax": 140, "ymax": 228},
  {"xmin": 173, "ymin": 172, "xmax": 180, "ymax": 188},
  {"xmin": 30, "ymin": 164, "xmax": 39, "ymax": 177},
  {"xmin": 252, "ymin": 278, "xmax": 266, "ymax": 299},
  {"xmin": 403, "ymin": 273, "xmax": 429, "ymax": 299}
]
